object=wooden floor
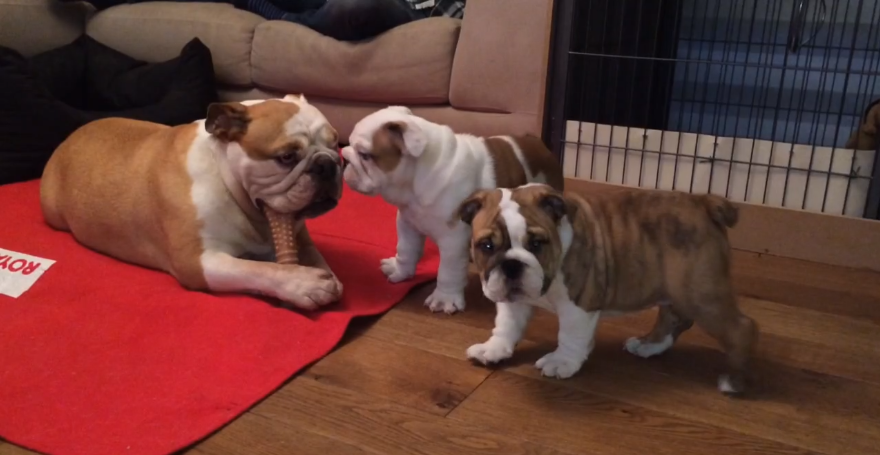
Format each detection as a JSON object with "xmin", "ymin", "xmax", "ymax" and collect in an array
[{"xmin": 3, "ymin": 250, "xmax": 880, "ymax": 455}]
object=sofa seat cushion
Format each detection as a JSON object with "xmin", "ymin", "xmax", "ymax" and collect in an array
[
  {"xmin": 251, "ymin": 17, "xmax": 460, "ymax": 105},
  {"xmin": 85, "ymin": 2, "xmax": 263, "ymax": 87}
]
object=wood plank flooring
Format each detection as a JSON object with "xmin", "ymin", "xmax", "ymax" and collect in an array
[{"xmin": 3, "ymin": 250, "xmax": 879, "ymax": 455}]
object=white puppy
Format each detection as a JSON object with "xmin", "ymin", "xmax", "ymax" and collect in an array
[{"xmin": 340, "ymin": 106, "xmax": 563, "ymax": 313}]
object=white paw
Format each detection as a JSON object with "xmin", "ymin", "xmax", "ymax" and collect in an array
[
  {"xmin": 535, "ymin": 351, "xmax": 584, "ymax": 379},
  {"xmin": 380, "ymin": 257, "xmax": 415, "ymax": 283},
  {"xmin": 623, "ymin": 335, "xmax": 673, "ymax": 359},
  {"xmin": 717, "ymin": 374, "xmax": 744, "ymax": 395},
  {"xmin": 424, "ymin": 289, "xmax": 465, "ymax": 314},
  {"xmin": 466, "ymin": 340, "xmax": 513, "ymax": 365},
  {"xmin": 277, "ymin": 267, "xmax": 343, "ymax": 310}
]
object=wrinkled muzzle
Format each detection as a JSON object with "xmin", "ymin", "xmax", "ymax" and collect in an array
[
  {"xmin": 481, "ymin": 249, "xmax": 547, "ymax": 303},
  {"xmin": 340, "ymin": 146, "xmax": 380, "ymax": 196},
  {"xmin": 297, "ymin": 149, "xmax": 343, "ymax": 219},
  {"xmin": 256, "ymin": 147, "xmax": 343, "ymax": 264}
]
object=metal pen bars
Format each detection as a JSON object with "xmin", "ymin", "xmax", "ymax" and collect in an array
[{"xmin": 543, "ymin": 0, "xmax": 880, "ymax": 219}]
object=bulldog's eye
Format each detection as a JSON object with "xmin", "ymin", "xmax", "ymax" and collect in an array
[
  {"xmin": 358, "ymin": 151, "xmax": 372, "ymax": 162},
  {"xmin": 477, "ymin": 239, "xmax": 494, "ymax": 253},
  {"xmin": 276, "ymin": 152, "xmax": 297, "ymax": 166},
  {"xmin": 527, "ymin": 238, "xmax": 545, "ymax": 253}
]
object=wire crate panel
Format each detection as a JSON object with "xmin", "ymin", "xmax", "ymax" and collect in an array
[
  {"xmin": 563, "ymin": 121, "xmax": 876, "ymax": 217},
  {"xmin": 544, "ymin": 0, "xmax": 880, "ymax": 218}
]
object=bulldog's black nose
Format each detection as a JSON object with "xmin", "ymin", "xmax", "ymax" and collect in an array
[
  {"xmin": 309, "ymin": 157, "xmax": 338, "ymax": 180},
  {"xmin": 500, "ymin": 259, "xmax": 525, "ymax": 280}
]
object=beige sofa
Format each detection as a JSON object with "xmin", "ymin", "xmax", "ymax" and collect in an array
[{"xmin": 0, "ymin": 0, "xmax": 552, "ymax": 140}]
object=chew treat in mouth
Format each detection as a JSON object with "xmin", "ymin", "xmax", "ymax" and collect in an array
[{"xmin": 262, "ymin": 205, "xmax": 298, "ymax": 265}]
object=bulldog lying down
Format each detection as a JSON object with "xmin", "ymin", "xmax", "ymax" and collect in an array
[
  {"xmin": 457, "ymin": 184, "xmax": 759, "ymax": 394},
  {"xmin": 40, "ymin": 95, "xmax": 344, "ymax": 310},
  {"xmin": 341, "ymin": 106, "xmax": 563, "ymax": 314}
]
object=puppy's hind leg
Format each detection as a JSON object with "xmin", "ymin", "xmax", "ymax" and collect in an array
[
  {"xmin": 624, "ymin": 305, "xmax": 694, "ymax": 358},
  {"xmin": 691, "ymin": 293, "xmax": 758, "ymax": 396}
]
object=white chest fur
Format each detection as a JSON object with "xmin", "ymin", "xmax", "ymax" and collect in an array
[{"xmin": 186, "ymin": 125, "xmax": 273, "ymax": 258}]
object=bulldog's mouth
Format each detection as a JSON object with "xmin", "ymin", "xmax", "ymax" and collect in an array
[
  {"xmin": 298, "ymin": 196, "xmax": 338, "ymax": 219},
  {"xmin": 505, "ymin": 286, "xmax": 526, "ymax": 301}
]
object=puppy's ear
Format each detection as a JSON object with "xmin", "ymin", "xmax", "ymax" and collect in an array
[
  {"xmin": 205, "ymin": 102, "xmax": 250, "ymax": 142},
  {"xmin": 386, "ymin": 105, "xmax": 413, "ymax": 115},
  {"xmin": 284, "ymin": 93, "xmax": 308, "ymax": 104},
  {"xmin": 383, "ymin": 120, "xmax": 427, "ymax": 158},
  {"xmin": 538, "ymin": 190, "xmax": 576, "ymax": 223},
  {"xmin": 451, "ymin": 190, "xmax": 489, "ymax": 227}
]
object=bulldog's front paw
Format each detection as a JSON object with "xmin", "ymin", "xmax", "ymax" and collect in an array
[
  {"xmin": 466, "ymin": 339, "xmax": 513, "ymax": 365},
  {"xmin": 535, "ymin": 350, "xmax": 584, "ymax": 379},
  {"xmin": 380, "ymin": 257, "xmax": 416, "ymax": 283},
  {"xmin": 278, "ymin": 266, "xmax": 343, "ymax": 310},
  {"xmin": 424, "ymin": 289, "xmax": 465, "ymax": 314}
]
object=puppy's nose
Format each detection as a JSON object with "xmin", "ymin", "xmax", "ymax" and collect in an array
[
  {"xmin": 500, "ymin": 259, "xmax": 525, "ymax": 280},
  {"xmin": 309, "ymin": 157, "xmax": 338, "ymax": 180}
]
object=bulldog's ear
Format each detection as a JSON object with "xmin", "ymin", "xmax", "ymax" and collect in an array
[
  {"xmin": 383, "ymin": 120, "xmax": 427, "ymax": 158},
  {"xmin": 205, "ymin": 102, "xmax": 250, "ymax": 142},
  {"xmin": 538, "ymin": 190, "xmax": 575, "ymax": 223},
  {"xmin": 454, "ymin": 190, "xmax": 490, "ymax": 227}
]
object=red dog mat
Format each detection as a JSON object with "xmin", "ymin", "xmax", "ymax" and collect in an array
[{"xmin": 0, "ymin": 180, "xmax": 439, "ymax": 455}]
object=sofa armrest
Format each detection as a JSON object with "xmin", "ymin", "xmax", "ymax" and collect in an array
[
  {"xmin": 448, "ymin": 0, "xmax": 553, "ymax": 122},
  {"xmin": 0, "ymin": 0, "xmax": 91, "ymax": 56}
]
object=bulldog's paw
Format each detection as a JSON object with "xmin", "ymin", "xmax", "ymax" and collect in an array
[
  {"xmin": 327, "ymin": 273, "xmax": 344, "ymax": 300},
  {"xmin": 535, "ymin": 351, "xmax": 584, "ymax": 379},
  {"xmin": 424, "ymin": 289, "xmax": 465, "ymax": 314},
  {"xmin": 466, "ymin": 340, "xmax": 513, "ymax": 365},
  {"xmin": 380, "ymin": 257, "xmax": 416, "ymax": 283},
  {"xmin": 278, "ymin": 267, "xmax": 343, "ymax": 310},
  {"xmin": 624, "ymin": 335, "xmax": 673, "ymax": 359}
]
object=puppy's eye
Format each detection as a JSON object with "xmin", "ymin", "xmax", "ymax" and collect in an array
[
  {"xmin": 527, "ymin": 238, "xmax": 545, "ymax": 253},
  {"xmin": 477, "ymin": 239, "xmax": 494, "ymax": 253},
  {"xmin": 358, "ymin": 151, "xmax": 372, "ymax": 162},
  {"xmin": 276, "ymin": 152, "xmax": 297, "ymax": 166}
]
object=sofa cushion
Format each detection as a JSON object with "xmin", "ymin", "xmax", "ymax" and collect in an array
[
  {"xmin": 0, "ymin": 37, "xmax": 217, "ymax": 185},
  {"xmin": 85, "ymin": 2, "xmax": 262, "ymax": 87},
  {"xmin": 251, "ymin": 17, "xmax": 460, "ymax": 105},
  {"xmin": 0, "ymin": 0, "xmax": 90, "ymax": 57}
]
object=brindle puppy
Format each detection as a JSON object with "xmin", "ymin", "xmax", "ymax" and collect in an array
[{"xmin": 456, "ymin": 183, "xmax": 758, "ymax": 395}]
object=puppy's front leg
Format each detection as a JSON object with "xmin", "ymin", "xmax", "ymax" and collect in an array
[
  {"xmin": 424, "ymin": 229, "xmax": 470, "ymax": 313},
  {"xmin": 380, "ymin": 210, "xmax": 426, "ymax": 283},
  {"xmin": 536, "ymin": 298, "xmax": 599, "ymax": 379},
  {"xmin": 201, "ymin": 250, "xmax": 342, "ymax": 310},
  {"xmin": 467, "ymin": 301, "xmax": 533, "ymax": 365}
]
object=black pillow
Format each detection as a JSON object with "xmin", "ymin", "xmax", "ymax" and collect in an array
[{"xmin": 0, "ymin": 36, "xmax": 218, "ymax": 185}]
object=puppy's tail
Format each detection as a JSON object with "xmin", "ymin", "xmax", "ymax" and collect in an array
[{"xmin": 703, "ymin": 195, "xmax": 739, "ymax": 229}]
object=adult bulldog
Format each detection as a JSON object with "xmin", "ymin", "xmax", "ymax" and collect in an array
[{"xmin": 40, "ymin": 95, "xmax": 344, "ymax": 310}]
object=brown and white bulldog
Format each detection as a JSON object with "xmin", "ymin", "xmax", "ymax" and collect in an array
[
  {"xmin": 456, "ymin": 183, "xmax": 759, "ymax": 394},
  {"xmin": 40, "ymin": 95, "xmax": 345, "ymax": 310},
  {"xmin": 340, "ymin": 106, "xmax": 563, "ymax": 314}
]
